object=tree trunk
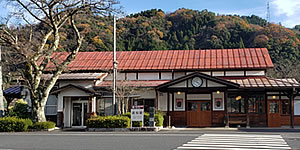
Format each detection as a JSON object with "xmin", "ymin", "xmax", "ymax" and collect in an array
[
  {"xmin": 32, "ymin": 102, "xmax": 46, "ymax": 122},
  {"xmin": 31, "ymin": 95, "xmax": 47, "ymax": 122}
]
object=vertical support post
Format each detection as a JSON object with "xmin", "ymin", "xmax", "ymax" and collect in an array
[
  {"xmin": 167, "ymin": 92, "xmax": 170, "ymax": 128},
  {"xmin": 112, "ymin": 16, "xmax": 117, "ymax": 115},
  {"xmin": 245, "ymin": 90, "xmax": 250, "ymax": 128},
  {"xmin": 224, "ymin": 90, "xmax": 229, "ymax": 128},
  {"xmin": 290, "ymin": 90, "xmax": 295, "ymax": 128}
]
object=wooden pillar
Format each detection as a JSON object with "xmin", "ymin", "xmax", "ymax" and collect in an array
[
  {"xmin": 167, "ymin": 92, "xmax": 170, "ymax": 127},
  {"xmin": 225, "ymin": 90, "xmax": 229, "ymax": 128},
  {"xmin": 245, "ymin": 90, "xmax": 250, "ymax": 128},
  {"xmin": 290, "ymin": 91, "xmax": 295, "ymax": 129}
]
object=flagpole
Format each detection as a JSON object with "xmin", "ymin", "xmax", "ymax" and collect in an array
[{"xmin": 113, "ymin": 16, "xmax": 117, "ymax": 115}]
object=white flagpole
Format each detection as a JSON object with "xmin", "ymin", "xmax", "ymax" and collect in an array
[{"xmin": 113, "ymin": 16, "xmax": 117, "ymax": 115}]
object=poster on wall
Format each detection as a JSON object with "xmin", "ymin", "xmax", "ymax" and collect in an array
[
  {"xmin": 175, "ymin": 99, "xmax": 183, "ymax": 109},
  {"xmin": 214, "ymin": 98, "xmax": 224, "ymax": 110}
]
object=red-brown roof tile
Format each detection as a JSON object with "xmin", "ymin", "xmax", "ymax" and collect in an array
[{"xmin": 45, "ymin": 48, "xmax": 274, "ymax": 71}]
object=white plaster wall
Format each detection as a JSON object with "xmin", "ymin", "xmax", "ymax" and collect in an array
[
  {"xmin": 174, "ymin": 92, "xmax": 185, "ymax": 111},
  {"xmin": 64, "ymin": 97, "xmax": 71, "ymax": 127},
  {"xmin": 294, "ymin": 100, "xmax": 300, "ymax": 115},
  {"xmin": 127, "ymin": 73, "xmax": 137, "ymax": 80},
  {"xmin": 207, "ymin": 80, "xmax": 226, "ymax": 87},
  {"xmin": 170, "ymin": 81, "xmax": 186, "ymax": 88},
  {"xmin": 57, "ymin": 87, "xmax": 90, "ymax": 112},
  {"xmin": 187, "ymin": 94, "xmax": 211, "ymax": 100},
  {"xmin": 158, "ymin": 92, "xmax": 167, "ymax": 111},
  {"xmin": 212, "ymin": 71, "xmax": 225, "ymax": 76},
  {"xmin": 161, "ymin": 72, "xmax": 172, "ymax": 80},
  {"xmin": 103, "ymin": 73, "xmax": 126, "ymax": 81},
  {"xmin": 136, "ymin": 89, "xmax": 156, "ymax": 99},
  {"xmin": 201, "ymin": 71, "xmax": 211, "ymax": 76},
  {"xmin": 225, "ymin": 71, "xmax": 244, "ymax": 76},
  {"xmin": 246, "ymin": 70, "xmax": 265, "ymax": 76},
  {"xmin": 174, "ymin": 72, "xmax": 185, "ymax": 79},
  {"xmin": 59, "ymin": 80, "xmax": 94, "ymax": 89},
  {"xmin": 138, "ymin": 72, "xmax": 159, "ymax": 80}
]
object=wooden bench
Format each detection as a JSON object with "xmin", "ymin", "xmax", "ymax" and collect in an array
[{"xmin": 228, "ymin": 114, "xmax": 247, "ymax": 126}]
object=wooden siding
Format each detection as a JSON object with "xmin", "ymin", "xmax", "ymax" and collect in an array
[
  {"xmin": 249, "ymin": 113, "xmax": 267, "ymax": 127},
  {"xmin": 212, "ymin": 111, "xmax": 225, "ymax": 126},
  {"xmin": 170, "ymin": 111, "xmax": 186, "ymax": 126}
]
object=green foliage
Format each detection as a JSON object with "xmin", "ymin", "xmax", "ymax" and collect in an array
[
  {"xmin": 123, "ymin": 111, "xmax": 164, "ymax": 127},
  {"xmin": 86, "ymin": 116, "xmax": 130, "ymax": 128},
  {"xmin": 8, "ymin": 99, "xmax": 31, "ymax": 119},
  {"xmin": 32, "ymin": 121, "xmax": 56, "ymax": 130},
  {"xmin": 0, "ymin": 117, "xmax": 32, "ymax": 132}
]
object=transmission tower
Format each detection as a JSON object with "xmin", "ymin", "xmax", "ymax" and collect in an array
[{"xmin": 267, "ymin": 1, "xmax": 270, "ymax": 23}]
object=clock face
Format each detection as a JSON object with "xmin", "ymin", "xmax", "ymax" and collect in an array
[{"xmin": 191, "ymin": 77, "xmax": 203, "ymax": 87}]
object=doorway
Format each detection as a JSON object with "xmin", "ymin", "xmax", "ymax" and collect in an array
[
  {"xmin": 267, "ymin": 100, "xmax": 280, "ymax": 127},
  {"xmin": 72, "ymin": 102, "xmax": 88, "ymax": 127},
  {"xmin": 187, "ymin": 101, "xmax": 211, "ymax": 127}
]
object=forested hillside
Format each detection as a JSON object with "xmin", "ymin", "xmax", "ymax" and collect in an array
[{"xmin": 49, "ymin": 8, "xmax": 300, "ymax": 79}]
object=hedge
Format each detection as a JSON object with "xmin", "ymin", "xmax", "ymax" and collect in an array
[
  {"xmin": 86, "ymin": 116, "xmax": 130, "ymax": 128},
  {"xmin": 123, "ymin": 111, "xmax": 164, "ymax": 127},
  {"xmin": 33, "ymin": 121, "xmax": 56, "ymax": 130},
  {"xmin": 0, "ymin": 117, "xmax": 32, "ymax": 132}
]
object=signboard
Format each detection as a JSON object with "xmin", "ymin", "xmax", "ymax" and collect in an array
[{"xmin": 131, "ymin": 105, "xmax": 144, "ymax": 127}]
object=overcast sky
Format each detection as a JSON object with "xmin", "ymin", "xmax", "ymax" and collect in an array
[{"xmin": 0, "ymin": 0, "xmax": 299, "ymax": 28}]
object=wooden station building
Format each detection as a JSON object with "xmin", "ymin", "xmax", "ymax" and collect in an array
[{"xmin": 48, "ymin": 48, "xmax": 300, "ymax": 128}]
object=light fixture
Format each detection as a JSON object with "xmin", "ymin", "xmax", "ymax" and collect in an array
[
  {"xmin": 236, "ymin": 96, "xmax": 242, "ymax": 100},
  {"xmin": 272, "ymin": 96, "xmax": 276, "ymax": 99},
  {"xmin": 217, "ymin": 91, "xmax": 220, "ymax": 94},
  {"xmin": 177, "ymin": 91, "xmax": 181, "ymax": 95}
]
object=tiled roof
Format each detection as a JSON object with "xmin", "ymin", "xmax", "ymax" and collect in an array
[
  {"xmin": 42, "ymin": 73, "xmax": 107, "ymax": 80},
  {"xmin": 4, "ymin": 86, "xmax": 22, "ymax": 95},
  {"xmin": 226, "ymin": 77, "xmax": 300, "ymax": 88},
  {"xmin": 46, "ymin": 48, "xmax": 273, "ymax": 71},
  {"xmin": 96, "ymin": 80, "xmax": 170, "ymax": 88}
]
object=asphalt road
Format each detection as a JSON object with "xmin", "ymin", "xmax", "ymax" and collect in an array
[{"xmin": 0, "ymin": 129, "xmax": 299, "ymax": 150}]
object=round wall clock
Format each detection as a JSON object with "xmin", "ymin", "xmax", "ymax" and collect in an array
[{"xmin": 191, "ymin": 77, "xmax": 203, "ymax": 87}]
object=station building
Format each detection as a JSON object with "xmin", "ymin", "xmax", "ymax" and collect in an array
[{"xmin": 46, "ymin": 48, "xmax": 300, "ymax": 128}]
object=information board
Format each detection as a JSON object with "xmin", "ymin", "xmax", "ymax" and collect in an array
[{"xmin": 131, "ymin": 105, "xmax": 144, "ymax": 127}]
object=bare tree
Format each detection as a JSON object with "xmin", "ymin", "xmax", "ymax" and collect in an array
[
  {"xmin": 268, "ymin": 58, "xmax": 300, "ymax": 81},
  {"xmin": 115, "ymin": 80, "xmax": 138, "ymax": 115},
  {"xmin": 0, "ymin": 0, "xmax": 119, "ymax": 122}
]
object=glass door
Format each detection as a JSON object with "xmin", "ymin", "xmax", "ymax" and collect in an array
[
  {"xmin": 72, "ymin": 102, "xmax": 88, "ymax": 127},
  {"xmin": 72, "ymin": 103, "xmax": 82, "ymax": 126}
]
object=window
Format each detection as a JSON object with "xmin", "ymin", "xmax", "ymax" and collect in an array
[
  {"xmin": 227, "ymin": 94, "xmax": 245, "ymax": 113},
  {"xmin": 96, "ymin": 98, "xmax": 113, "ymax": 116},
  {"xmin": 269, "ymin": 101, "xmax": 279, "ymax": 113},
  {"xmin": 200, "ymin": 102, "xmax": 210, "ymax": 111},
  {"xmin": 281, "ymin": 100, "xmax": 290, "ymax": 115},
  {"xmin": 133, "ymin": 99, "xmax": 155, "ymax": 112},
  {"xmin": 248, "ymin": 94, "xmax": 265, "ymax": 113},
  {"xmin": 45, "ymin": 95, "xmax": 57, "ymax": 115},
  {"xmin": 188, "ymin": 102, "xmax": 198, "ymax": 111}
]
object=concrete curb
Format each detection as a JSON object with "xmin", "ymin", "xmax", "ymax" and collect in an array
[{"xmin": 87, "ymin": 127, "xmax": 162, "ymax": 132}]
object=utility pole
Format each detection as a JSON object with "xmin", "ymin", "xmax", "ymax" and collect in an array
[
  {"xmin": 112, "ymin": 16, "xmax": 117, "ymax": 115},
  {"xmin": 0, "ymin": 46, "xmax": 4, "ymax": 117}
]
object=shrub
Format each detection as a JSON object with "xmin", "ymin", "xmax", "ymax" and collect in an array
[
  {"xmin": 32, "ymin": 121, "xmax": 56, "ymax": 130},
  {"xmin": 8, "ymin": 99, "xmax": 31, "ymax": 119},
  {"xmin": 0, "ymin": 117, "xmax": 32, "ymax": 132},
  {"xmin": 123, "ymin": 111, "xmax": 164, "ymax": 127},
  {"xmin": 86, "ymin": 116, "xmax": 130, "ymax": 128}
]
